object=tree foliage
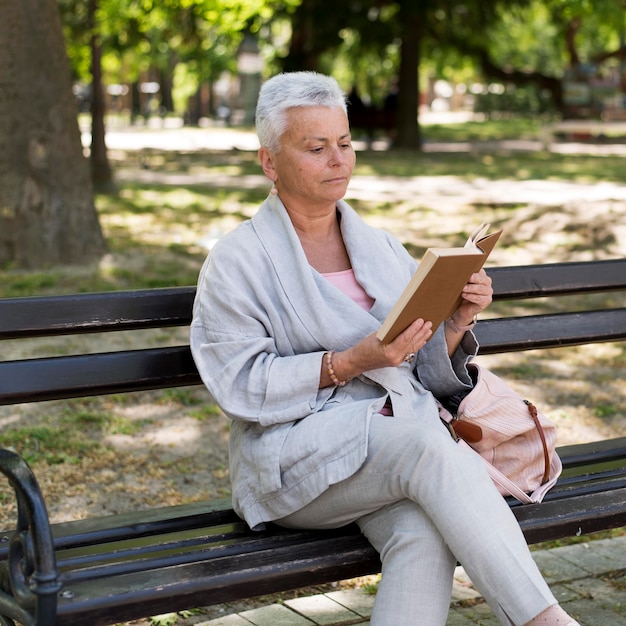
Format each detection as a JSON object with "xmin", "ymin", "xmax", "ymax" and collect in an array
[
  {"xmin": 57, "ymin": 0, "xmax": 626, "ymax": 153},
  {"xmin": 444, "ymin": 0, "xmax": 626, "ymax": 113}
]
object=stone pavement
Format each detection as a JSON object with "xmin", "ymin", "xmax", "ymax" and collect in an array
[{"xmin": 198, "ymin": 535, "xmax": 626, "ymax": 626}]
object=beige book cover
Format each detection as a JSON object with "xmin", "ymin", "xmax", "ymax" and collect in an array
[{"xmin": 377, "ymin": 223, "xmax": 502, "ymax": 344}]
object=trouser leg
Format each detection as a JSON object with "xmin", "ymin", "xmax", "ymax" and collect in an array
[
  {"xmin": 358, "ymin": 500, "xmax": 457, "ymax": 625},
  {"xmin": 277, "ymin": 413, "xmax": 555, "ymax": 625}
]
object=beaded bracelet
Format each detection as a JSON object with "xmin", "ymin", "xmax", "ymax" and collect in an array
[
  {"xmin": 325, "ymin": 351, "xmax": 349, "ymax": 387},
  {"xmin": 445, "ymin": 316, "xmax": 477, "ymax": 333}
]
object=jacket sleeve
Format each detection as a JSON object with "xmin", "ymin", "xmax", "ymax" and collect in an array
[
  {"xmin": 413, "ymin": 325, "xmax": 478, "ymax": 397},
  {"xmin": 190, "ymin": 234, "xmax": 333, "ymax": 427}
]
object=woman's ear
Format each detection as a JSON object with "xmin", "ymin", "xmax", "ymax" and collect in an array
[{"xmin": 258, "ymin": 147, "xmax": 276, "ymax": 182}]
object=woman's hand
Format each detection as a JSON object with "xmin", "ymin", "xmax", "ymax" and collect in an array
[
  {"xmin": 323, "ymin": 318, "xmax": 432, "ymax": 387},
  {"xmin": 373, "ymin": 318, "xmax": 433, "ymax": 368},
  {"xmin": 451, "ymin": 269, "xmax": 493, "ymax": 327},
  {"xmin": 442, "ymin": 269, "xmax": 493, "ymax": 357},
  {"xmin": 353, "ymin": 318, "xmax": 433, "ymax": 370}
]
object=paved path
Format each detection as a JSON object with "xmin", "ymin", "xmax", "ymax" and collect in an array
[
  {"xmin": 97, "ymin": 120, "xmax": 626, "ymax": 215},
  {"xmin": 198, "ymin": 535, "xmax": 626, "ymax": 625},
  {"xmin": 85, "ymin": 116, "xmax": 626, "ymax": 156},
  {"xmin": 106, "ymin": 122, "xmax": 626, "ymax": 219}
]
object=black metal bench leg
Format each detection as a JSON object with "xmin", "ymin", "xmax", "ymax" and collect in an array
[{"xmin": 0, "ymin": 448, "xmax": 60, "ymax": 626}]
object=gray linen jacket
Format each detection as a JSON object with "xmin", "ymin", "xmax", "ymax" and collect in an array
[{"xmin": 190, "ymin": 194, "xmax": 477, "ymax": 529}]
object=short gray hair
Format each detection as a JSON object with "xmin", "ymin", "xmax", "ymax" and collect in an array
[{"xmin": 255, "ymin": 72, "xmax": 348, "ymax": 153}]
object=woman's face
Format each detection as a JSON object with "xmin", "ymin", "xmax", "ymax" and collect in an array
[{"xmin": 259, "ymin": 106, "xmax": 356, "ymax": 212}]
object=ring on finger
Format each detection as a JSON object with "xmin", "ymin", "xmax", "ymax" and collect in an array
[{"xmin": 404, "ymin": 352, "xmax": 416, "ymax": 363}]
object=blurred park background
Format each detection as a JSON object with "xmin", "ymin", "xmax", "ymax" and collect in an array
[{"xmin": 1, "ymin": 6, "xmax": 625, "ymax": 622}]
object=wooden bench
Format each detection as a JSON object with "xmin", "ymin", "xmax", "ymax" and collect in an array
[{"xmin": 1, "ymin": 258, "xmax": 626, "ymax": 626}]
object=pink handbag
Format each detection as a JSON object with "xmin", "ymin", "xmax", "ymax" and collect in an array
[{"xmin": 438, "ymin": 364, "xmax": 562, "ymax": 504}]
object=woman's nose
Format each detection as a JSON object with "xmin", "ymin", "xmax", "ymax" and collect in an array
[{"xmin": 328, "ymin": 146, "xmax": 345, "ymax": 165}]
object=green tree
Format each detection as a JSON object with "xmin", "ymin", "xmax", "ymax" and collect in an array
[
  {"xmin": 449, "ymin": 0, "xmax": 626, "ymax": 115},
  {"xmin": 282, "ymin": 0, "xmax": 531, "ymax": 149},
  {"xmin": 59, "ymin": 0, "xmax": 295, "ymax": 168}
]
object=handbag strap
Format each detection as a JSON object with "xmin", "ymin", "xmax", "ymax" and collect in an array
[
  {"xmin": 456, "ymin": 439, "xmax": 533, "ymax": 503},
  {"xmin": 524, "ymin": 400, "xmax": 551, "ymax": 485}
]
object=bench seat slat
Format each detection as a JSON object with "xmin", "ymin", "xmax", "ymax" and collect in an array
[
  {"xmin": 539, "ymin": 475, "xmax": 626, "ymax": 503},
  {"xmin": 47, "ymin": 488, "xmax": 626, "ymax": 626},
  {"xmin": 55, "ymin": 535, "xmax": 382, "ymax": 626},
  {"xmin": 57, "ymin": 523, "xmax": 250, "ymax": 574},
  {"xmin": 558, "ymin": 437, "xmax": 626, "ymax": 466},
  {"xmin": 49, "ymin": 500, "xmax": 239, "ymax": 550},
  {"xmin": 513, "ymin": 487, "xmax": 626, "ymax": 544},
  {"xmin": 57, "ymin": 526, "xmax": 366, "ymax": 584}
]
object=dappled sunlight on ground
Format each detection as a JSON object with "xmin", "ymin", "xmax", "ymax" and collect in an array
[{"xmin": 107, "ymin": 412, "xmax": 221, "ymax": 456}]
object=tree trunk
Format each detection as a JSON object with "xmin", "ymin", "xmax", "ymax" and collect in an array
[
  {"xmin": 0, "ymin": 0, "xmax": 107, "ymax": 268},
  {"xmin": 392, "ymin": 2, "xmax": 423, "ymax": 150},
  {"xmin": 89, "ymin": 0, "xmax": 114, "ymax": 191},
  {"xmin": 158, "ymin": 65, "xmax": 175, "ymax": 114},
  {"xmin": 283, "ymin": 0, "xmax": 322, "ymax": 71},
  {"xmin": 130, "ymin": 81, "xmax": 142, "ymax": 124},
  {"xmin": 565, "ymin": 17, "xmax": 582, "ymax": 67}
]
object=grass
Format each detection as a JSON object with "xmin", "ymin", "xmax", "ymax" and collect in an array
[
  {"xmin": 423, "ymin": 116, "xmax": 543, "ymax": 142},
  {"xmin": 0, "ymin": 397, "xmax": 145, "ymax": 464},
  {"xmin": 354, "ymin": 150, "xmax": 626, "ymax": 182},
  {"xmin": 1, "ymin": 385, "xmax": 224, "ymax": 466}
]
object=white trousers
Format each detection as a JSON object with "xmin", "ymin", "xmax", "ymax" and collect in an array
[{"xmin": 277, "ymin": 412, "xmax": 556, "ymax": 626}]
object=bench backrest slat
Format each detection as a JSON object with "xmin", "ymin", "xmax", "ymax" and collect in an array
[
  {"xmin": 0, "ymin": 346, "xmax": 200, "ymax": 404},
  {"xmin": 1, "ymin": 308, "xmax": 625, "ymax": 405},
  {"xmin": 0, "ymin": 288, "xmax": 195, "ymax": 339},
  {"xmin": 489, "ymin": 259, "xmax": 626, "ymax": 299},
  {"xmin": 476, "ymin": 308, "xmax": 626, "ymax": 354},
  {"xmin": 1, "ymin": 260, "xmax": 625, "ymax": 340}
]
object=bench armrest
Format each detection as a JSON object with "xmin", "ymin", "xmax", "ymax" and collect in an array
[{"xmin": 0, "ymin": 448, "xmax": 60, "ymax": 626}]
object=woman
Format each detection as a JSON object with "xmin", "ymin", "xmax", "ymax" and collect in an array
[{"xmin": 190, "ymin": 71, "xmax": 579, "ymax": 626}]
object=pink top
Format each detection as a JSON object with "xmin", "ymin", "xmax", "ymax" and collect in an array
[
  {"xmin": 323, "ymin": 269, "xmax": 392, "ymax": 415},
  {"xmin": 322, "ymin": 269, "xmax": 375, "ymax": 311}
]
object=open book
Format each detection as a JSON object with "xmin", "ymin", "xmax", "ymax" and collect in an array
[{"xmin": 376, "ymin": 223, "xmax": 503, "ymax": 344}]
